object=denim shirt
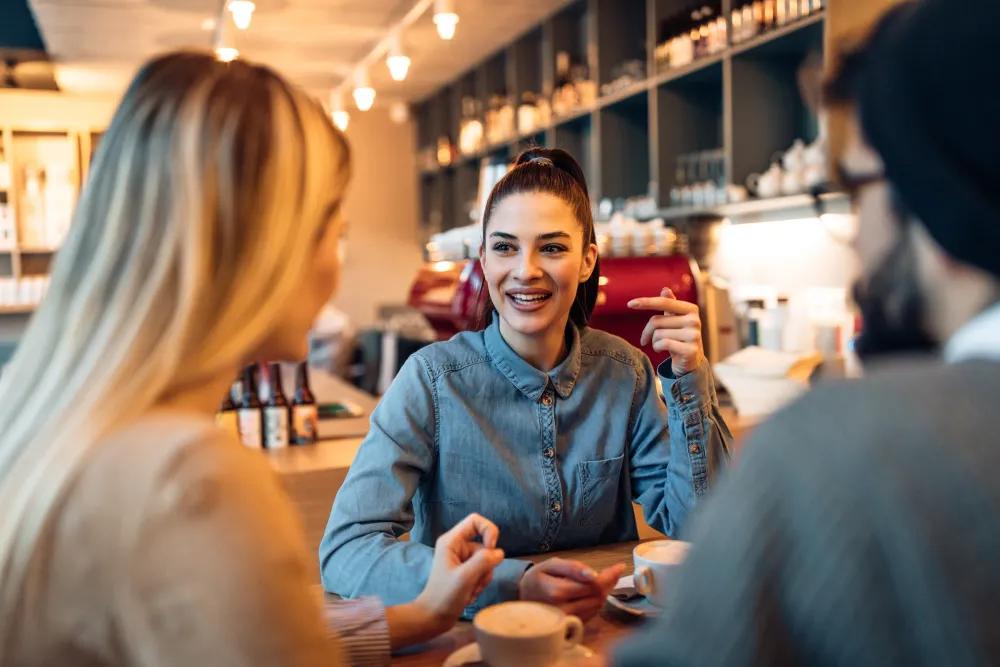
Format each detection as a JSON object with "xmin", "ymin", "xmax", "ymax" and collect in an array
[{"xmin": 320, "ymin": 318, "xmax": 732, "ymax": 613}]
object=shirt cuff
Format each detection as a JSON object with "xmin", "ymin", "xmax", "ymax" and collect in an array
[
  {"xmin": 324, "ymin": 597, "xmax": 391, "ymax": 666},
  {"xmin": 461, "ymin": 557, "xmax": 532, "ymax": 619},
  {"xmin": 657, "ymin": 359, "xmax": 716, "ymax": 412}
]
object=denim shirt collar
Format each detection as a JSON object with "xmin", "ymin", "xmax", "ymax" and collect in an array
[{"xmin": 483, "ymin": 315, "xmax": 582, "ymax": 401}]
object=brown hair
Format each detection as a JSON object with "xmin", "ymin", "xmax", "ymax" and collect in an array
[{"xmin": 478, "ymin": 147, "xmax": 599, "ymax": 329}]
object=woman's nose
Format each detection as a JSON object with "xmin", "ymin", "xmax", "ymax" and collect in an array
[{"xmin": 513, "ymin": 252, "xmax": 543, "ymax": 281}]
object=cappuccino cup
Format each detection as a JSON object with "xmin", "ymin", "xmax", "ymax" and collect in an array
[
  {"xmin": 473, "ymin": 601, "xmax": 584, "ymax": 667},
  {"xmin": 633, "ymin": 540, "xmax": 691, "ymax": 608}
]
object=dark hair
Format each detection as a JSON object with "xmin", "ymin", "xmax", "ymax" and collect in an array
[{"xmin": 476, "ymin": 147, "xmax": 599, "ymax": 329}]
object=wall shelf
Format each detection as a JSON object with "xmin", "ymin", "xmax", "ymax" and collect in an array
[
  {"xmin": 414, "ymin": 3, "xmax": 830, "ymax": 233},
  {"xmin": 653, "ymin": 191, "xmax": 850, "ymax": 224},
  {"xmin": 0, "ymin": 305, "xmax": 36, "ymax": 315}
]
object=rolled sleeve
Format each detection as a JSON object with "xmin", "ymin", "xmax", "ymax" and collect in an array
[
  {"xmin": 631, "ymin": 357, "xmax": 733, "ymax": 538},
  {"xmin": 319, "ymin": 355, "xmax": 438, "ymax": 606},
  {"xmin": 324, "ymin": 597, "xmax": 391, "ymax": 666},
  {"xmin": 658, "ymin": 360, "xmax": 733, "ymax": 497}
]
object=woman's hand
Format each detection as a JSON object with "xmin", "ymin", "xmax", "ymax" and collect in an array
[
  {"xmin": 518, "ymin": 558, "xmax": 626, "ymax": 621},
  {"xmin": 628, "ymin": 287, "xmax": 706, "ymax": 376},
  {"xmin": 413, "ymin": 513, "xmax": 505, "ymax": 632}
]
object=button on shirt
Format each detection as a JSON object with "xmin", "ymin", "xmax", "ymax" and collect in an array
[{"xmin": 320, "ymin": 317, "xmax": 733, "ymax": 613}]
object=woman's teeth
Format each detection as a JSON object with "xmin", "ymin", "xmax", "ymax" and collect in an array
[{"xmin": 510, "ymin": 293, "xmax": 550, "ymax": 304}]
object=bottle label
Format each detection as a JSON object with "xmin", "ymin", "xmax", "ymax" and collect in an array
[
  {"xmin": 237, "ymin": 409, "xmax": 262, "ymax": 449},
  {"xmin": 264, "ymin": 407, "xmax": 290, "ymax": 449},
  {"xmin": 216, "ymin": 411, "xmax": 240, "ymax": 440},
  {"xmin": 292, "ymin": 405, "xmax": 319, "ymax": 445}
]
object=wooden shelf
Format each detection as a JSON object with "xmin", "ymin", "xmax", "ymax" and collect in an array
[
  {"xmin": 17, "ymin": 246, "xmax": 59, "ymax": 254},
  {"xmin": 415, "ymin": 3, "xmax": 829, "ymax": 232},
  {"xmin": 0, "ymin": 304, "xmax": 36, "ymax": 315},
  {"xmin": 649, "ymin": 53, "xmax": 728, "ymax": 88},
  {"xmin": 652, "ymin": 192, "xmax": 850, "ymax": 224},
  {"xmin": 728, "ymin": 12, "xmax": 826, "ymax": 59}
]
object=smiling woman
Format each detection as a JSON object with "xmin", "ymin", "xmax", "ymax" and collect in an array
[
  {"xmin": 479, "ymin": 152, "xmax": 598, "ymax": 373},
  {"xmin": 320, "ymin": 147, "xmax": 733, "ymax": 622}
]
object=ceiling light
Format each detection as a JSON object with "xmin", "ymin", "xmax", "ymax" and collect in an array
[
  {"xmin": 213, "ymin": 16, "xmax": 239, "ymax": 62},
  {"xmin": 433, "ymin": 0, "xmax": 459, "ymax": 40},
  {"xmin": 386, "ymin": 35, "xmax": 411, "ymax": 82},
  {"xmin": 353, "ymin": 71, "xmax": 375, "ymax": 111},
  {"xmin": 390, "ymin": 101, "xmax": 409, "ymax": 124},
  {"xmin": 227, "ymin": 0, "xmax": 255, "ymax": 30},
  {"xmin": 215, "ymin": 46, "xmax": 239, "ymax": 63},
  {"xmin": 330, "ymin": 90, "xmax": 350, "ymax": 131}
]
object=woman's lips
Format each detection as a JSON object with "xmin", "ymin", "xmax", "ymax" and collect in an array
[{"xmin": 506, "ymin": 290, "xmax": 552, "ymax": 311}]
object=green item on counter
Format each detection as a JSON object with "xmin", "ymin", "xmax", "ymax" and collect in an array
[{"xmin": 318, "ymin": 401, "xmax": 364, "ymax": 419}]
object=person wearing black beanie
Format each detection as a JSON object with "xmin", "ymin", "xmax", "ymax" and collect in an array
[{"xmin": 614, "ymin": 2, "xmax": 1000, "ymax": 666}]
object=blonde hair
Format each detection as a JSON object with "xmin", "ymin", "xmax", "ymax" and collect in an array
[{"xmin": 0, "ymin": 51, "xmax": 350, "ymax": 635}]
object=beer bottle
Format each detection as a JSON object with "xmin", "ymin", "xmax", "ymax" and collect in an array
[
  {"xmin": 215, "ymin": 382, "xmax": 240, "ymax": 439},
  {"xmin": 237, "ymin": 365, "xmax": 263, "ymax": 449},
  {"xmin": 291, "ymin": 361, "xmax": 319, "ymax": 445},
  {"xmin": 263, "ymin": 362, "xmax": 290, "ymax": 449}
]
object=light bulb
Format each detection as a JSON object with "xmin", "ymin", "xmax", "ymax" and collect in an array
[
  {"xmin": 215, "ymin": 46, "xmax": 239, "ymax": 62},
  {"xmin": 390, "ymin": 101, "xmax": 409, "ymax": 124},
  {"xmin": 330, "ymin": 90, "xmax": 350, "ymax": 131},
  {"xmin": 386, "ymin": 53, "xmax": 411, "ymax": 82},
  {"xmin": 434, "ymin": 0, "xmax": 459, "ymax": 40},
  {"xmin": 332, "ymin": 110, "xmax": 350, "ymax": 131},
  {"xmin": 227, "ymin": 0, "xmax": 255, "ymax": 30},
  {"xmin": 353, "ymin": 86, "xmax": 376, "ymax": 111}
]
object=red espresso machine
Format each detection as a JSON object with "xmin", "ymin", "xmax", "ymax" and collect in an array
[{"xmin": 408, "ymin": 255, "xmax": 701, "ymax": 368}]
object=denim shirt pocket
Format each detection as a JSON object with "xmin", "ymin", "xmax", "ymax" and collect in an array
[{"xmin": 576, "ymin": 454, "xmax": 625, "ymax": 527}]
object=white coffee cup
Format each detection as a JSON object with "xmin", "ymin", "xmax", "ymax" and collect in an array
[
  {"xmin": 473, "ymin": 601, "xmax": 584, "ymax": 667},
  {"xmin": 746, "ymin": 163, "xmax": 782, "ymax": 199},
  {"xmin": 633, "ymin": 540, "xmax": 691, "ymax": 608}
]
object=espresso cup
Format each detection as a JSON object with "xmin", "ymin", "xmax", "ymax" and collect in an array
[
  {"xmin": 633, "ymin": 540, "xmax": 691, "ymax": 608},
  {"xmin": 473, "ymin": 601, "xmax": 584, "ymax": 667}
]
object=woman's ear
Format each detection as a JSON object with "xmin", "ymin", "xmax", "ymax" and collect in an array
[{"xmin": 579, "ymin": 242, "xmax": 598, "ymax": 282}]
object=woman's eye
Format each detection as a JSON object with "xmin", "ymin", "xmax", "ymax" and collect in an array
[
  {"xmin": 541, "ymin": 244, "xmax": 567, "ymax": 254},
  {"xmin": 492, "ymin": 242, "xmax": 515, "ymax": 253}
]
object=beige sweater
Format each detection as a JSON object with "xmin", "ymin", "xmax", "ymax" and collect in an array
[{"xmin": 7, "ymin": 410, "xmax": 347, "ymax": 666}]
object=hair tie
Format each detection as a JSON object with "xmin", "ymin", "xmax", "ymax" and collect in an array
[{"xmin": 526, "ymin": 156, "xmax": 554, "ymax": 167}]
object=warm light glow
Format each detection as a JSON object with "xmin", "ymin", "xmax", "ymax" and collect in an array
[
  {"xmin": 434, "ymin": 13, "xmax": 459, "ymax": 39},
  {"xmin": 386, "ymin": 53, "xmax": 411, "ymax": 81},
  {"xmin": 434, "ymin": 0, "xmax": 459, "ymax": 40},
  {"xmin": 215, "ymin": 46, "xmax": 240, "ymax": 62},
  {"xmin": 431, "ymin": 261, "xmax": 457, "ymax": 272},
  {"xmin": 353, "ymin": 86, "xmax": 376, "ymax": 111},
  {"xmin": 227, "ymin": 0, "xmax": 255, "ymax": 30},
  {"xmin": 389, "ymin": 101, "xmax": 409, "ymax": 124},
  {"xmin": 332, "ymin": 110, "xmax": 350, "ymax": 131},
  {"xmin": 330, "ymin": 90, "xmax": 350, "ymax": 131}
]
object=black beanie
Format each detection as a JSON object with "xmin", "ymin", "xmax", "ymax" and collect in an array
[{"xmin": 857, "ymin": 0, "xmax": 1000, "ymax": 280}]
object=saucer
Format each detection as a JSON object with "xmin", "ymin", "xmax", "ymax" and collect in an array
[
  {"xmin": 604, "ymin": 593, "xmax": 661, "ymax": 619},
  {"xmin": 605, "ymin": 574, "xmax": 661, "ymax": 620},
  {"xmin": 443, "ymin": 642, "xmax": 595, "ymax": 667}
]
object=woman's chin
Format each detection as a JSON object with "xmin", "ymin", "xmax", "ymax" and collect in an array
[{"xmin": 498, "ymin": 309, "xmax": 558, "ymax": 338}]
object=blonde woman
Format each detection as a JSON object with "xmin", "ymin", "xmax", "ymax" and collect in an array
[{"xmin": 0, "ymin": 52, "xmax": 503, "ymax": 666}]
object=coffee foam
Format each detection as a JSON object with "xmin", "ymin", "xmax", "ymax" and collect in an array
[
  {"xmin": 476, "ymin": 602, "xmax": 562, "ymax": 637},
  {"xmin": 636, "ymin": 540, "xmax": 690, "ymax": 564}
]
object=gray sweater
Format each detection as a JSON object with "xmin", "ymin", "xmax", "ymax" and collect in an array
[{"xmin": 615, "ymin": 358, "xmax": 1000, "ymax": 667}]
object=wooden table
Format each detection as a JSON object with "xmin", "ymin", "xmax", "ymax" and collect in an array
[{"xmin": 390, "ymin": 540, "xmax": 653, "ymax": 666}]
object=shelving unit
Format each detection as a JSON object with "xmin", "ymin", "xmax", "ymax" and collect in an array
[
  {"xmin": 414, "ymin": 0, "xmax": 831, "ymax": 233},
  {"xmin": 0, "ymin": 123, "xmax": 98, "ymax": 318}
]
